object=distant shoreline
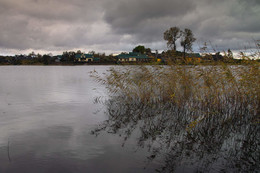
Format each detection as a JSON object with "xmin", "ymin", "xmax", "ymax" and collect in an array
[{"xmin": 1, "ymin": 61, "xmax": 259, "ymax": 66}]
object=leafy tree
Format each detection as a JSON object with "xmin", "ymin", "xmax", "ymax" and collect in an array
[
  {"xmin": 61, "ymin": 51, "xmax": 69, "ymax": 61},
  {"xmin": 164, "ymin": 27, "xmax": 181, "ymax": 51},
  {"xmin": 62, "ymin": 51, "xmax": 75, "ymax": 62},
  {"xmin": 36, "ymin": 53, "xmax": 42, "ymax": 59},
  {"xmin": 227, "ymin": 49, "xmax": 233, "ymax": 59},
  {"xmin": 133, "ymin": 45, "xmax": 146, "ymax": 54},
  {"xmin": 28, "ymin": 51, "xmax": 36, "ymax": 58},
  {"xmin": 99, "ymin": 54, "xmax": 116, "ymax": 63},
  {"xmin": 180, "ymin": 28, "xmax": 196, "ymax": 59},
  {"xmin": 68, "ymin": 51, "xmax": 76, "ymax": 62},
  {"xmin": 145, "ymin": 48, "xmax": 152, "ymax": 56},
  {"xmin": 89, "ymin": 51, "xmax": 95, "ymax": 55},
  {"xmin": 43, "ymin": 54, "xmax": 51, "ymax": 65}
]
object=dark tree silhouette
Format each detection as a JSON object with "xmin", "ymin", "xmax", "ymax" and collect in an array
[
  {"xmin": 133, "ymin": 45, "xmax": 146, "ymax": 54},
  {"xmin": 180, "ymin": 28, "xmax": 196, "ymax": 60},
  {"xmin": 164, "ymin": 27, "xmax": 181, "ymax": 51}
]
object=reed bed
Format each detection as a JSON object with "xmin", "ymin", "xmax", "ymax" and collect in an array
[{"xmin": 91, "ymin": 62, "xmax": 260, "ymax": 172}]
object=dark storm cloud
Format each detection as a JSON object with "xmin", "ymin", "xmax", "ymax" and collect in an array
[
  {"xmin": 0, "ymin": 0, "xmax": 108, "ymax": 51},
  {"xmin": 0, "ymin": 0, "xmax": 100, "ymax": 22},
  {"xmin": 103, "ymin": 0, "xmax": 195, "ymax": 34},
  {"xmin": 0, "ymin": 0, "xmax": 259, "ymax": 54},
  {"xmin": 102, "ymin": 0, "xmax": 260, "ymax": 51}
]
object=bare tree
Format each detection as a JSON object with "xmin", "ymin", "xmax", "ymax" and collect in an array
[
  {"xmin": 180, "ymin": 28, "xmax": 196, "ymax": 59},
  {"xmin": 164, "ymin": 27, "xmax": 181, "ymax": 51}
]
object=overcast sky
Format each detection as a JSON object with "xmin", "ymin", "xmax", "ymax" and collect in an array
[{"xmin": 0, "ymin": 0, "xmax": 259, "ymax": 55}]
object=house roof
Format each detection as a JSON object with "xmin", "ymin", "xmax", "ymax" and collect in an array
[
  {"xmin": 55, "ymin": 55, "xmax": 62, "ymax": 59},
  {"xmin": 117, "ymin": 52, "xmax": 152, "ymax": 59},
  {"xmin": 84, "ymin": 54, "xmax": 94, "ymax": 58},
  {"xmin": 75, "ymin": 54, "xmax": 83, "ymax": 59},
  {"xmin": 75, "ymin": 54, "xmax": 94, "ymax": 59}
]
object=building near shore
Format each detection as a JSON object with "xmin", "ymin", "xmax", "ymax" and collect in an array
[
  {"xmin": 75, "ymin": 54, "xmax": 100, "ymax": 62},
  {"xmin": 116, "ymin": 52, "xmax": 153, "ymax": 62}
]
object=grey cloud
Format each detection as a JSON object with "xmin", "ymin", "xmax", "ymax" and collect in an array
[
  {"xmin": 228, "ymin": 0, "xmax": 260, "ymax": 33},
  {"xmin": 0, "ymin": 0, "xmax": 259, "ymax": 54},
  {"xmin": 103, "ymin": 0, "xmax": 196, "ymax": 34},
  {"xmin": 0, "ymin": 0, "xmax": 101, "ymax": 22},
  {"xmin": 0, "ymin": 0, "xmax": 106, "ymax": 50},
  {"xmin": 102, "ymin": 0, "xmax": 259, "ymax": 52}
]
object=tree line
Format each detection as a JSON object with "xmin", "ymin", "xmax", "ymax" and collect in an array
[{"xmin": 1, "ymin": 26, "xmax": 250, "ymax": 65}]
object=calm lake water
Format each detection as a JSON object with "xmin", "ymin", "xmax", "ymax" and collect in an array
[
  {"xmin": 0, "ymin": 66, "xmax": 160, "ymax": 173},
  {"xmin": 0, "ymin": 65, "xmax": 259, "ymax": 173}
]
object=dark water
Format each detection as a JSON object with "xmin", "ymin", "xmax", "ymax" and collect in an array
[
  {"xmin": 0, "ymin": 66, "xmax": 160, "ymax": 173},
  {"xmin": 91, "ymin": 65, "xmax": 259, "ymax": 173}
]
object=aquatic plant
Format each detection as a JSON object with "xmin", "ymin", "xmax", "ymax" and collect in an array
[{"xmin": 90, "ymin": 60, "xmax": 259, "ymax": 172}]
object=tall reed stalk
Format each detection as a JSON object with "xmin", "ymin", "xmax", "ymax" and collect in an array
[{"xmin": 91, "ymin": 60, "xmax": 259, "ymax": 172}]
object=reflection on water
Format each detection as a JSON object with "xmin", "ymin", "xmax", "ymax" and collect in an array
[
  {"xmin": 92, "ymin": 66, "xmax": 260, "ymax": 172},
  {"xmin": 0, "ymin": 66, "xmax": 159, "ymax": 173}
]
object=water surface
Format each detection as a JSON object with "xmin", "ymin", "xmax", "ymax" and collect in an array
[{"xmin": 0, "ymin": 66, "xmax": 159, "ymax": 173}]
